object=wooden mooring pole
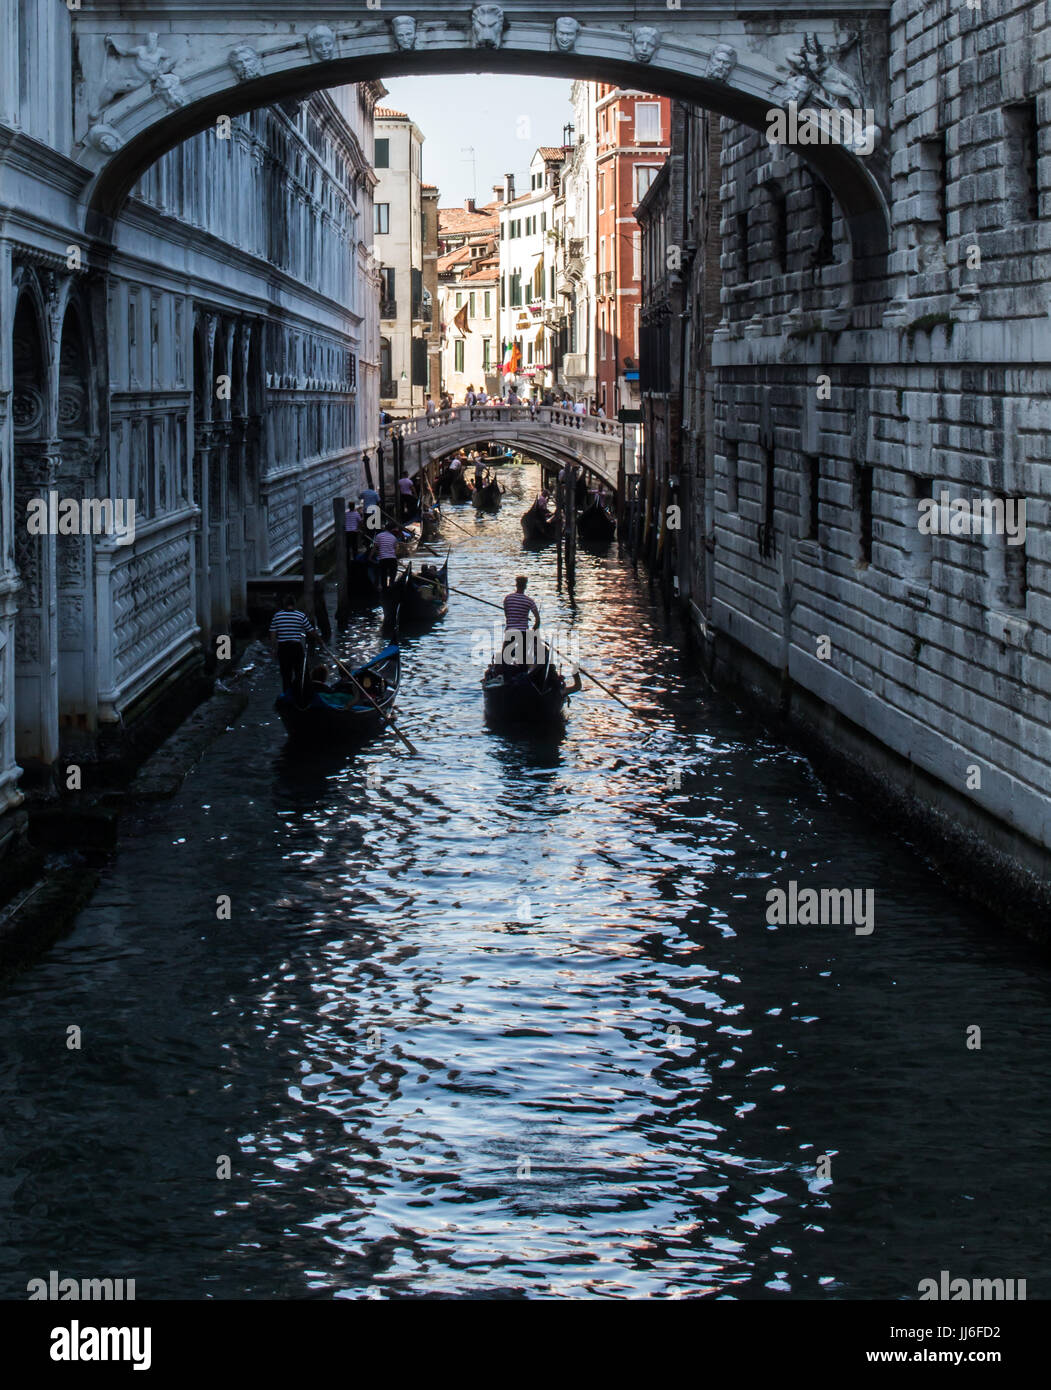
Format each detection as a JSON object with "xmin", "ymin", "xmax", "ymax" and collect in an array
[
  {"xmin": 301, "ymin": 504, "xmax": 315, "ymax": 621},
  {"xmin": 333, "ymin": 495, "xmax": 349, "ymax": 625}
]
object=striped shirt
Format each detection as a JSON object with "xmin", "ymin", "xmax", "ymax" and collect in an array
[
  {"xmin": 503, "ymin": 592, "xmax": 539, "ymax": 631},
  {"xmin": 345, "ymin": 509, "xmax": 360, "ymax": 532},
  {"xmin": 374, "ymin": 530, "xmax": 398, "ymax": 561},
  {"xmin": 269, "ymin": 608, "xmax": 316, "ymax": 645}
]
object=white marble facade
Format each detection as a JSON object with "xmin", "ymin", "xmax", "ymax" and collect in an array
[{"xmin": 0, "ymin": 2, "xmax": 382, "ymax": 794}]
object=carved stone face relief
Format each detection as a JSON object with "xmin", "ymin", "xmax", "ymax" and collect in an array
[
  {"xmin": 307, "ymin": 25, "xmax": 337, "ymax": 63},
  {"xmin": 632, "ymin": 25, "xmax": 660, "ymax": 63},
  {"xmin": 391, "ymin": 16, "xmax": 418, "ymax": 51},
  {"xmin": 229, "ymin": 45, "xmax": 263, "ymax": 82},
  {"xmin": 554, "ymin": 17, "xmax": 581, "ymax": 53},
  {"xmin": 706, "ymin": 45, "xmax": 738, "ymax": 83},
  {"xmin": 472, "ymin": 5, "xmax": 505, "ymax": 49}
]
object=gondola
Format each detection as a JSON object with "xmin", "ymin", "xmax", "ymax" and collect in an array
[
  {"xmin": 521, "ymin": 498, "xmax": 560, "ymax": 546},
  {"xmin": 482, "ymin": 659, "xmax": 570, "ymax": 727},
  {"xmin": 421, "ymin": 503, "xmax": 442, "ymax": 542},
  {"xmin": 578, "ymin": 499, "xmax": 617, "ymax": 544},
  {"xmin": 387, "ymin": 557, "xmax": 449, "ymax": 629},
  {"xmin": 448, "ymin": 472, "xmax": 472, "ymax": 504},
  {"xmin": 347, "ymin": 552, "xmax": 383, "ymax": 608},
  {"xmin": 275, "ymin": 644, "xmax": 401, "ymax": 742},
  {"xmin": 472, "ymin": 477, "xmax": 503, "ymax": 511}
]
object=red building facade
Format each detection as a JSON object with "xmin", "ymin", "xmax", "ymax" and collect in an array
[{"xmin": 593, "ymin": 84, "xmax": 672, "ymax": 416}]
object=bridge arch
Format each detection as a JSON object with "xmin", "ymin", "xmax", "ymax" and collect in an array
[{"xmin": 73, "ymin": 7, "xmax": 890, "ymax": 267}]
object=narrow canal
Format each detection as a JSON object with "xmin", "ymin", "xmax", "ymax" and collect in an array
[{"xmin": 1, "ymin": 464, "xmax": 1048, "ymax": 1301}]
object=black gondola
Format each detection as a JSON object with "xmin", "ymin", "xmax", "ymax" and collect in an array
[
  {"xmin": 521, "ymin": 498, "xmax": 559, "ymax": 546},
  {"xmin": 482, "ymin": 659, "xmax": 570, "ymax": 726},
  {"xmin": 578, "ymin": 500, "xmax": 617, "ymax": 544},
  {"xmin": 472, "ymin": 477, "xmax": 502, "ymax": 511},
  {"xmin": 421, "ymin": 504, "xmax": 442, "ymax": 541},
  {"xmin": 449, "ymin": 472, "xmax": 472, "ymax": 503},
  {"xmin": 275, "ymin": 644, "xmax": 401, "ymax": 742},
  {"xmin": 347, "ymin": 552, "xmax": 383, "ymax": 607},
  {"xmin": 388, "ymin": 557, "xmax": 449, "ymax": 628}
]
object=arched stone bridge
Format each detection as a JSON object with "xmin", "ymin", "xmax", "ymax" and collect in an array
[
  {"xmin": 68, "ymin": 2, "xmax": 891, "ymax": 269},
  {"xmin": 394, "ymin": 405, "xmax": 628, "ymax": 489}
]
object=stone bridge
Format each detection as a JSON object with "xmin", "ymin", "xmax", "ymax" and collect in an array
[
  {"xmin": 66, "ymin": 2, "xmax": 891, "ymax": 270},
  {"xmin": 395, "ymin": 405, "xmax": 628, "ymax": 489}
]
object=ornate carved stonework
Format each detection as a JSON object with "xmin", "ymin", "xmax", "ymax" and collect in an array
[
  {"xmin": 472, "ymin": 5, "xmax": 505, "ymax": 49},
  {"xmin": 86, "ymin": 122, "xmax": 123, "ymax": 153},
  {"xmin": 391, "ymin": 16, "xmax": 418, "ymax": 51},
  {"xmin": 12, "ymin": 389, "xmax": 44, "ymax": 434},
  {"xmin": 706, "ymin": 45, "xmax": 738, "ymax": 82},
  {"xmin": 632, "ymin": 26, "xmax": 661, "ymax": 64},
  {"xmin": 554, "ymin": 17, "xmax": 581, "ymax": 53},
  {"xmin": 307, "ymin": 25, "xmax": 337, "ymax": 63},
  {"xmin": 229, "ymin": 45, "xmax": 264, "ymax": 82},
  {"xmin": 778, "ymin": 32, "xmax": 864, "ymax": 110}
]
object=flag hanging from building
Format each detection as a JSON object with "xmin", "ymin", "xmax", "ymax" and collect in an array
[
  {"xmin": 453, "ymin": 303, "xmax": 470, "ymax": 335},
  {"xmin": 503, "ymin": 340, "xmax": 522, "ymax": 376}
]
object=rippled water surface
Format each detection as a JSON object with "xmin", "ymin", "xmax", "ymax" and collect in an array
[{"xmin": 2, "ymin": 465, "xmax": 1049, "ymax": 1300}]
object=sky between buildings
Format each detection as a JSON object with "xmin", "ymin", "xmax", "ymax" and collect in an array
[{"xmin": 381, "ymin": 75, "xmax": 575, "ymax": 207}]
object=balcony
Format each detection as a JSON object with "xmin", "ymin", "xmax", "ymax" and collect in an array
[
  {"xmin": 598, "ymin": 271, "xmax": 614, "ymax": 298},
  {"xmin": 562, "ymin": 353, "xmax": 588, "ymax": 379},
  {"xmin": 413, "ymin": 302, "xmax": 433, "ymax": 326},
  {"xmin": 380, "ymin": 299, "xmax": 397, "ymax": 320},
  {"xmin": 380, "ymin": 380, "xmax": 398, "ymax": 400}
]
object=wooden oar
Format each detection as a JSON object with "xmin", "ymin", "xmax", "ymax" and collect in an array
[
  {"xmin": 319, "ymin": 643, "xmax": 418, "ymax": 756},
  {"xmin": 446, "ymin": 585, "xmax": 657, "ymax": 724}
]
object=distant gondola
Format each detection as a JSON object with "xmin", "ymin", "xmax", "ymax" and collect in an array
[
  {"xmin": 521, "ymin": 498, "xmax": 559, "ymax": 546},
  {"xmin": 421, "ymin": 503, "xmax": 442, "ymax": 542},
  {"xmin": 472, "ymin": 477, "xmax": 502, "ymax": 511},
  {"xmin": 387, "ymin": 557, "xmax": 449, "ymax": 629},
  {"xmin": 482, "ymin": 659, "xmax": 570, "ymax": 727},
  {"xmin": 275, "ymin": 644, "xmax": 401, "ymax": 743},
  {"xmin": 578, "ymin": 499, "xmax": 617, "ymax": 544}
]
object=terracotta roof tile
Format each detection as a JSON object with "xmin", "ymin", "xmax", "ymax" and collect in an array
[{"xmin": 375, "ymin": 107, "xmax": 408, "ymax": 119}]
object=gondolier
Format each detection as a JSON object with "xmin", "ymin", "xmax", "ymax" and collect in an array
[
  {"xmin": 502, "ymin": 575, "xmax": 541, "ymax": 668},
  {"xmin": 371, "ymin": 525, "xmax": 400, "ymax": 589},
  {"xmin": 345, "ymin": 502, "xmax": 362, "ymax": 561},
  {"xmin": 269, "ymin": 595, "xmax": 319, "ymax": 697}
]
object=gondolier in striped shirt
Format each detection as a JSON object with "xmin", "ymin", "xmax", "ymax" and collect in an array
[
  {"xmin": 502, "ymin": 576, "xmax": 542, "ymax": 669},
  {"xmin": 269, "ymin": 595, "xmax": 319, "ymax": 698}
]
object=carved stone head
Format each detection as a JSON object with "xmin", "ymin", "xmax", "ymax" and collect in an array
[
  {"xmin": 229, "ymin": 44, "xmax": 263, "ymax": 82},
  {"xmin": 782, "ymin": 73, "xmax": 813, "ymax": 107},
  {"xmin": 706, "ymin": 44, "xmax": 737, "ymax": 83},
  {"xmin": 391, "ymin": 15, "xmax": 418, "ymax": 51},
  {"xmin": 307, "ymin": 25, "xmax": 336, "ymax": 63},
  {"xmin": 632, "ymin": 25, "xmax": 660, "ymax": 63},
  {"xmin": 472, "ymin": 5, "xmax": 505, "ymax": 49},
  {"xmin": 554, "ymin": 17, "xmax": 581, "ymax": 53}
]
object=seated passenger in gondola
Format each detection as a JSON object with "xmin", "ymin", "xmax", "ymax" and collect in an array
[{"xmin": 306, "ymin": 664, "xmax": 332, "ymax": 699}]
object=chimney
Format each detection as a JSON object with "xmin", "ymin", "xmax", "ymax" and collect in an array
[
  {"xmin": 492, "ymin": 182, "xmax": 505, "ymax": 205},
  {"xmin": 504, "ymin": 172, "xmax": 515, "ymax": 204},
  {"xmin": 466, "ymin": 197, "xmax": 476, "ymax": 213}
]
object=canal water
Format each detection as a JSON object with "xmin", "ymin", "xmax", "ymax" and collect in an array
[{"xmin": 1, "ymin": 464, "xmax": 1048, "ymax": 1301}]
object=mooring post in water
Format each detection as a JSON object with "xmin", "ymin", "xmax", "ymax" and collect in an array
[
  {"xmin": 566, "ymin": 464, "xmax": 577, "ymax": 582},
  {"xmin": 333, "ymin": 496, "xmax": 349, "ymax": 625},
  {"xmin": 301, "ymin": 504, "xmax": 315, "ymax": 621}
]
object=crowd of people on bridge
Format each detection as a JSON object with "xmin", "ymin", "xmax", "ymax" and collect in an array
[{"xmin": 380, "ymin": 387, "xmax": 613, "ymax": 435}]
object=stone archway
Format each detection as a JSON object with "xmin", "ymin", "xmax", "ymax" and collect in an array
[
  {"xmin": 11, "ymin": 273, "xmax": 58, "ymax": 771},
  {"xmin": 71, "ymin": 8, "xmax": 891, "ymax": 273}
]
